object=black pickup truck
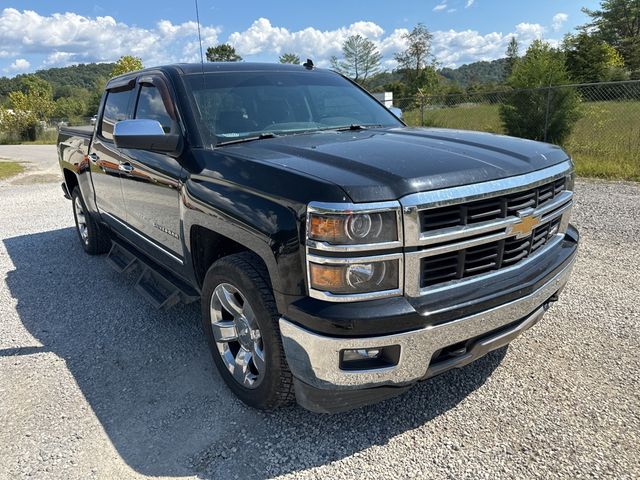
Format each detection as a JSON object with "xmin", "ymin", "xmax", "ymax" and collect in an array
[{"xmin": 57, "ymin": 62, "xmax": 578, "ymax": 413}]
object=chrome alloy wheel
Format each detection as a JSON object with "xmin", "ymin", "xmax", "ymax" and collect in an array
[
  {"xmin": 210, "ymin": 283, "xmax": 265, "ymax": 388},
  {"xmin": 74, "ymin": 196, "xmax": 89, "ymax": 244}
]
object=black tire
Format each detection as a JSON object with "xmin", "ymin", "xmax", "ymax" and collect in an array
[
  {"xmin": 201, "ymin": 252, "xmax": 295, "ymax": 410},
  {"xmin": 71, "ymin": 187, "xmax": 110, "ymax": 255}
]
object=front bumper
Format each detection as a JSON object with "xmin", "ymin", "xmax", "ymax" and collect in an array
[{"xmin": 280, "ymin": 249, "xmax": 576, "ymax": 412}]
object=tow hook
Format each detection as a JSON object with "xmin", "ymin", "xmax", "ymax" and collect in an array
[{"xmin": 543, "ymin": 292, "xmax": 561, "ymax": 311}]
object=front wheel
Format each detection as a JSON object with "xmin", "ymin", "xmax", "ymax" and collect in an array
[
  {"xmin": 71, "ymin": 187, "xmax": 110, "ymax": 255},
  {"xmin": 201, "ymin": 252, "xmax": 294, "ymax": 410}
]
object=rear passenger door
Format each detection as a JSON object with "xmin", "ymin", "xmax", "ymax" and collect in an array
[
  {"xmin": 89, "ymin": 84, "xmax": 135, "ymax": 225},
  {"xmin": 119, "ymin": 75, "xmax": 185, "ymax": 262}
]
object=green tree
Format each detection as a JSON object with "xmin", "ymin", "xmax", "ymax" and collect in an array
[
  {"xmin": 564, "ymin": 32, "xmax": 627, "ymax": 82},
  {"xmin": 87, "ymin": 77, "xmax": 108, "ymax": 116},
  {"xmin": 582, "ymin": 0, "xmax": 640, "ymax": 71},
  {"xmin": 110, "ymin": 55, "xmax": 143, "ymax": 77},
  {"xmin": 279, "ymin": 53, "xmax": 300, "ymax": 64},
  {"xmin": 394, "ymin": 23, "xmax": 438, "ymax": 94},
  {"xmin": 500, "ymin": 40, "xmax": 581, "ymax": 144},
  {"xmin": 53, "ymin": 96, "xmax": 87, "ymax": 123},
  {"xmin": 330, "ymin": 35, "xmax": 382, "ymax": 85},
  {"xmin": 206, "ymin": 44, "xmax": 242, "ymax": 62},
  {"xmin": 505, "ymin": 36, "xmax": 520, "ymax": 78},
  {"xmin": 0, "ymin": 75, "xmax": 54, "ymax": 141},
  {"xmin": 383, "ymin": 81, "xmax": 409, "ymax": 100}
]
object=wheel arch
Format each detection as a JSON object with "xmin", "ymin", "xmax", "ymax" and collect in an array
[
  {"xmin": 182, "ymin": 180, "xmax": 307, "ymax": 312},
  {"xmin": 63, "ymin": 168, "xmax": 79, "ymax": 197},
  {"xmin": 190, "ymin": 225, "xmax": 266, "ymax": 287}
]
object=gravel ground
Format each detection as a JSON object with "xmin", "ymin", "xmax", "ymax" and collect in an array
[
  {"xmin": 0, "ymin": 145, "xmax": 61, "ymax": 185},
  {"xmin": 0, "ymin": 165, "xmax": 638, "ymax": 479}
]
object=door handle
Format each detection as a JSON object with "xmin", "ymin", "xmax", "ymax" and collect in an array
[
  {"xmin": 88, "ymin": 153, "xmax": 99, "ymax": 163},
  {"xmin": 118, "ymin": 162, "xmax": 134, "ymax": 173}
]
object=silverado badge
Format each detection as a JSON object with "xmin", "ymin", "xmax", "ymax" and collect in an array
[{"xmin": 510, "ymin": 214, "xmax": 541, "ymax": 238}]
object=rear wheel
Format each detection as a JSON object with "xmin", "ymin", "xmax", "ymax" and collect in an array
[
  {"xmin": 201, "ymin": 252, "xmax": 294, "ymax": 409},
  {"xmin": 71, "ymin": 187, "xmax": 110, "ymax": 255}
]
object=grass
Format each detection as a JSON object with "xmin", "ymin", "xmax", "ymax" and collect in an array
[
  {"xmin": 406, "ymin": 103, "xmax": 504, "ymax": 133},
  {"xmin": 404, "ymin": 100, "xmax": 640, "ymax": 182},
  {"xmin": 0, "ymin": 128, "xmax": 57, "ymax": 145},
  {"xmin": 0, "ymin": 161, "xmax": 24, "ymax": 180}
]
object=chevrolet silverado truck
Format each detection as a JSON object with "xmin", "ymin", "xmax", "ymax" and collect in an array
[{"xmin": 57, "ymin": 62, "xmax": 579, "ymax": 413}]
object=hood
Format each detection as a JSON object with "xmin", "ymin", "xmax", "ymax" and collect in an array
[{"xmin": 222, "ymin": 127, "xmax": 570, "ymax": 203}]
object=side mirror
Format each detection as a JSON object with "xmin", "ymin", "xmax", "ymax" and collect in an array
[
  {"xmin": 113, "ymin": 119, "xmax": 180, "ymax": 154},
  {"xmin": 388, "ymin": 106, "xmax": 403, "ymax": 120}
]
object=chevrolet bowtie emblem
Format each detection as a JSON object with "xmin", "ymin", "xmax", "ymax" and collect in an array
[{"xmin": 510, "ymin": 214, "xmax": 541, "ymax": 238}]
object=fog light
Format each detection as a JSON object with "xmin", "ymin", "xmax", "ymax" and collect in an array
[
  {"xmin": 342, "ymin": 348, "xmax": 381, "ymax": 362},
  {"xmin": 340, "ymin": 345, "xmax": 401, "ymax": 371}
]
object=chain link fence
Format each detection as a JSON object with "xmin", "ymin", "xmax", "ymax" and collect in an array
[
  {"xmin": 46, "ymin": 116, "xmax": 94, "ymax": 128},
  {"xmin": 394, "ymin": 79, "xmax": 640, "ymax": 180}
]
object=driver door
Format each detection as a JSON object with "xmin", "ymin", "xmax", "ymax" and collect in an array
[{"xmin": 119, "ymin": 75, "xmax": 185, "ymax": 262}]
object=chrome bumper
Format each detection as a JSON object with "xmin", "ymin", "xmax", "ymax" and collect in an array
[{"xmin": 280, "ymin": 255, "xmax": 575, "ymax": 390}]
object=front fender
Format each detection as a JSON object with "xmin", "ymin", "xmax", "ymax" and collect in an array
[{"xmin": 181, "ymin": 177, "xmax": 306, "ymax": 306}]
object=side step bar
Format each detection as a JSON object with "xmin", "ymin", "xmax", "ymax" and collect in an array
[
  {"xmin": 106, "ymin": 242, "xmax": 138, "ymax": 273},
  {"xmin": 106, "ymin": 241, "xmax": 199, "ymax": 309}
]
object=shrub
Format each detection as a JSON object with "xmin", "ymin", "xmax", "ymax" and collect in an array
[{"xmin": 500, "ymin": 40, "xmax": 581, "ymax": 144}]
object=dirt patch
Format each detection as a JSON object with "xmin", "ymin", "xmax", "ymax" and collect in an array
[{"xmin": 9, "ymin": 173, "xmax": 62, "ymax": 185}]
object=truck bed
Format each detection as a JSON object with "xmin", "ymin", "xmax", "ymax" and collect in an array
[
  {"xmin": 58, "ymin": 125, "xmax": 94, "ymax": 139},
  {"xmin": 57, "ymin": 125, "xmax": 94, "ymax": 180}
]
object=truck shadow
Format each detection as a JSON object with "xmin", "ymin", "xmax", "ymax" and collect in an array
[{"xmin": 3, "ymin": 228, "xmax": 506, "ymax": 479}]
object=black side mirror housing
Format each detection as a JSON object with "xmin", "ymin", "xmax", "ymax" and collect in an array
[{"xmin": 113, "ymin": 119, "xmax": 181, "ymax": 154}]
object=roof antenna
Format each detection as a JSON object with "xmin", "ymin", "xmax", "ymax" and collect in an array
[
  {"xmin": 194, "ymin": 0, "xmax": 205, "ymax": 75},
  {"xmin": 303, "ymin": 58, "xmax": 314, "ymax": 70},
  {"xmin": 194, "ymin": 0, "xmax": 215, "ymax": 145}
]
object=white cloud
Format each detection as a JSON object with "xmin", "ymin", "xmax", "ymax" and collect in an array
[
  {"xmin": 227, "ymin": 19, "xmax": 550, "ymax": 69},
  {"xmin": 7, "ymin": 58, "xmax": 30, "ymax": 72},
  {"xmin": 515, "ymin": 22, "xmax": 546, "ymax": 39},
  {"xmin": 43, "ymin": 52, "xmax": 75, "ymax": 66},
  {"xmin": 228, "ymin": 18, "xmax": 385, "ymax": 63},
  {"xmin": 0, "ymin": 8, "xmax": 557, "ymax": 73},
  {"xmin": 433, "ymin": 23, "xmax": 546, "ymax": 67},
  {"xmin": 0, "ymin": 7, "xmax": 220, "ymax": 69},
  {"xmin": 552, "ymin": 13, "xmax": 568, "ymax": 31},
  {"xmin": 433, "ymin": 2, "xmax": 448, "ymax": 12},
  {"xmin": 466, "ymin": 0, "xmax": 475, "ymax": 7}
]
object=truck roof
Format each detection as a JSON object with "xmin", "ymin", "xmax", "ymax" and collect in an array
[
  {"xmin": 173, "ymin": 62, "xmax": 320, "ymax": 74},
  {"xmin": 106, "ymin": 62, "xmax": 327, "ymax": 89}
]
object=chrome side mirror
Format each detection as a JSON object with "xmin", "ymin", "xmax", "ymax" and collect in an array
[
  {"xmin": 113, "ymin": 119, "xmax": 180, "ymax": 154},
  {"xmin": 388, "ymin": 106, "xmax": 403, "ymax": 120}
]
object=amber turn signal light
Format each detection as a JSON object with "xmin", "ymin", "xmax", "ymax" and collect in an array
[
  {"xmin": 309, "ymin": 263, "xmax": 346, "ymax": 290},
  {"xmin": 309, "ymin": 215, "xmax": 345, "ymax": 242}
]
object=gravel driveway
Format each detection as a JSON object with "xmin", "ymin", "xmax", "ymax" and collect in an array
[{"xmin": 0, "ymin": 155, "xmax": 638, "ymax": 479}]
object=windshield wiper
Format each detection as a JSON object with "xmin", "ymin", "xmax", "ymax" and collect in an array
[
  {"xmin": 331, "ymin": 124, "xmax": 384, "ymax": 131},
  {"xmin": 216, "ymin": 132, "xmax": 279, "ymax": 147}
]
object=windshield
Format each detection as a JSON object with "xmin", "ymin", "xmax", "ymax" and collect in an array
[{"xmin": 182, "ymin": 70, "xmax": 402, "ymax": 146}]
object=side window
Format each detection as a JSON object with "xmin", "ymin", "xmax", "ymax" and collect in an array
[
  {"xmin": 135, "ymin": 84, "xmax": 174, "ymax": 133},
  {"xmin": 100, "ymin": 89, "xmax": 133, "ymax": 141}
]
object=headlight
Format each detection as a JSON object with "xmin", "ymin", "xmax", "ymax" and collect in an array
[
  {"xmin": 307, "ymin": 201, "xmax": 402, "ymax": 250},
  {"xmin": 307, "ymin": 255, "xmax": 402, "ymax": 298},
  {"xmin": 305, "ymin": 200, "xmax": 404, "ymax": 301},
  {"xmin": 309, "ymin": 211, "xmax": 398, "ymax": 244}
]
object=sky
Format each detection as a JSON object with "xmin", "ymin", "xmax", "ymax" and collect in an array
[{"xmin": 0, "ymin": 0, "xmax": 601, "ymax": 77}]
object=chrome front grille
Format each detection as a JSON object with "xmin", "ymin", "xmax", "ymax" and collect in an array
[
  {"xmin": 401, "ymin": 161, "xmax": 574, "ymax": 297},
  {"xmin": 420, "ymin": 217, "xmax": 561, "ymax": 287},
  {"xmin": 420, "ymin": 178, "xmax": 566, "ymax": 233}
]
